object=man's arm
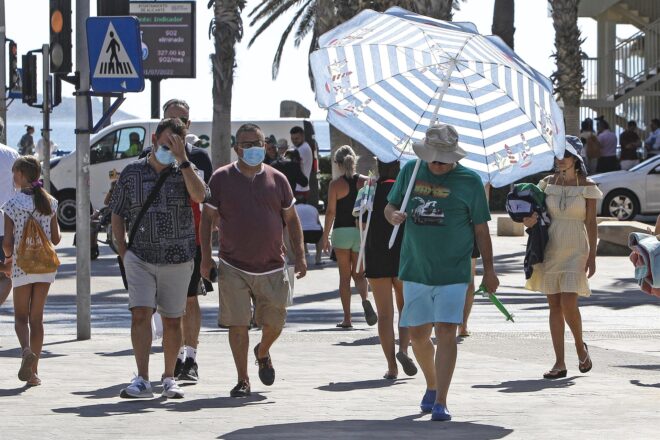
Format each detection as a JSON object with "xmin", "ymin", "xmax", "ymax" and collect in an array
[
  {"xmin": 474, "ymin": 222, "xmax": 499, "ymax": 294},
  {"xmin": 282, "ymin": 206, "xmax": 307, "ymax": 279},
  {"xmin": 200, "ymin": 204, "xmax": 219, "ymax": 279},
  {"xmin": 111, "ymin": 213, "xmax": 128, "ymax": 260},
  {"xmin": 169, "ymin": 134, "xmax": 209, "ymax": 203}
]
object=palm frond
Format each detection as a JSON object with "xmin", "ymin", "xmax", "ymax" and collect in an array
[
  {"xmin": 247, "ymin": 0, "xmax": 273, "ymax": 18},
  {"xmin": 271, "ymin": 1, "xmax": 309, "ymax": 79},
  {"xmin": 249, "ymin": 0, "xmax": 298, "ymax": 25},
  {"xmin": 248, "ymin": 0, "xmax": 301, "ymax": 47},
  {"xmin": 294, "ymin": 0, "xmax": 316, "ymax": 47}
]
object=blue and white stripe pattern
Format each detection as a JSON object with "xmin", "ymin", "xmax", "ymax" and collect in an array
[{"xmin": 310, "ymin": 7, "xmax": 565, "ymax": 187}]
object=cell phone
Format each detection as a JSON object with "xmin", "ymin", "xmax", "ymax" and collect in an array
[{"xmin": 208, "ymin": 265, "xmax": 218, "ymax": 283}]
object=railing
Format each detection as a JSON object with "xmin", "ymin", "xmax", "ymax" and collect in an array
[
  {"xmin": 582, "ymin": 57, "xmax": 598, "ymax": 100},
  {"xmin": 612, "ymin": 17, "xmax": 660, "ymax": 96}
]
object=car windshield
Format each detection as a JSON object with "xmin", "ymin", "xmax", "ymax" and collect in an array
[{"xmin": 630, "ymin": 156, "xmax": 660, "ymax": 172}]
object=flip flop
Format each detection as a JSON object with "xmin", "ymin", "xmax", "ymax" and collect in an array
[
  {"xmin": 579, "ymin": 342, "xmax": 592, "ymax": 373},
  {"xmin": 543, "ymin": 369, "xmax": 567, "ymax": 379},
  {"xmin": 396, "ymin": 352, "xmax": 418, "ymax": 376},
  {"xmin": 18, "ymin": 349, "xmax": 37, "ymax": 382},
  {"xmin": 383, "ymin": 372, "xmax": 398, "ymax": 380},
  {"xmin": 336, "ymin": 322, "xmax": 353, "ymax": 329}
]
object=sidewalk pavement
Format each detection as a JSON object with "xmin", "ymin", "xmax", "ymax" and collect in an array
[{"xmin": 1, "ymin": 215, "xmax": 659, "ymax": 439}]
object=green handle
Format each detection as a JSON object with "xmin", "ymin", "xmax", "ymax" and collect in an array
[{"xmin": 475, "ymin": 285, "xmax": 515, "ymax": 322}]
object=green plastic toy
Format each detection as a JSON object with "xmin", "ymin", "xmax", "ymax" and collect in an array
[{"xmin": 475, "ymin": 285, "xmax": 515, "ymax": 322}]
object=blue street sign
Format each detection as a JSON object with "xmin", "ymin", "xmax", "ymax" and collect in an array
[{"xmin": 86, "ymin": 17, "xmax": 145, "ymax": 93}]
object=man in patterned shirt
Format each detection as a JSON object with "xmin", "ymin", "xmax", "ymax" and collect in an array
[{"xmin": 111, "ymin": 118, "xmax": 209, "ymax": 399}]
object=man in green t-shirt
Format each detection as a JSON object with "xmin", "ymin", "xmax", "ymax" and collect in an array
[{"xmin": 385, "ymin": 124, "xmax": 499, "ymax": 422}]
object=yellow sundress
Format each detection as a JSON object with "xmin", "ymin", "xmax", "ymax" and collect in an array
[{"xmin": 525, "ymin": 179, "xmax": 603, "ymax": 296}]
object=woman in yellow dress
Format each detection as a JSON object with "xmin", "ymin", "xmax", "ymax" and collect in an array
[{"xmin": 523, "ymin": 136, "xmax": 602, "ymax": 379}]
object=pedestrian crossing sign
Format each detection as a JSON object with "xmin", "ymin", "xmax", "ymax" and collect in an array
[{"xmin": 87, "ymin": 17, "xmax": 144, "ymax": 93}]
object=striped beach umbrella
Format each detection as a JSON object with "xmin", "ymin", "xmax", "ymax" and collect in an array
[{"xmin": 310, "ymin": 7, "xmax": 565, "ymax": 188}]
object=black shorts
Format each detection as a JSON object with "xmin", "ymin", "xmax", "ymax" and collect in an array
[
  {"xmin": 188, "ymin": 246, "xmax": 213, "ymax": 297},
  {"xmin": 471, "ymin": 236, "xmax": 480, "ymax": 259},
  {"xmin": 303, "ymin": 230, "xmax": 323, "ymax": 244}
]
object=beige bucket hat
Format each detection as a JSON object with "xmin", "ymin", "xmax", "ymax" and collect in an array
[{"xmin": 412, "ymin": 124, "xmax": 466, "ymax": 163}]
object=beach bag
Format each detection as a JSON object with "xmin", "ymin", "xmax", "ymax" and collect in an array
[{"xmin": 16, "ymin": 211, "xmax": 60, "ymax": 274}]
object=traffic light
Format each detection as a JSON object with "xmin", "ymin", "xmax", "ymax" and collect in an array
[
  {"xmin": 21, "ymin": 54, "xmax": 37, "ymax": 105},
  {"xmin": 8, "ymin": 41, "xmax": 18, "ymax": 90},
  {"xmin": 97, "ymin": 0, "xmax": 129, "ymax": 16},
  {"xmin": 50, "ymin": 0, "xmax": 72, "ymax": 74}
]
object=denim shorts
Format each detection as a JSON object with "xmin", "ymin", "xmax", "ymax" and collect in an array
[{"xmin": 400, "ymin": 281, "xmax": 469, "ymax": 326}]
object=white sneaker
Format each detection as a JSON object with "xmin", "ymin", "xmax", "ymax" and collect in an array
[
  {"xmin": 120, "ymin": 376, "xmax": 154, "ymax": 399},
  {"xmin": 161, "ymin": 376, "xmax": 184, "ymax": 399}
]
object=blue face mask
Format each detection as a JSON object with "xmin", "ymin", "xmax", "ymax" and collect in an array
[
  {"xmin": 155, "ymin": 145, "xmax": 176, "ymax": 165},
  {"xmin": 240, "ymin": 146, "xmax": 266, "ymax": 167}
]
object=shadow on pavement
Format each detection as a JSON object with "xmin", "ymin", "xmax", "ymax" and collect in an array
[
  {"xmin": 0, "ymin": 386, "xmax": 29, "ymax": 397},
  {"xmin": 630, "ymin": 379, "xmax": 660, "ymax": 388},
  {"xmin": 95, "ymin": 346, "xmax": 163, "ymax": 357},
  {"xmin": 72, "ymin": 383, "xmax": 126, "ymax": 399},
  {"xmin": 219, "ymin": 414, "xmax": 513, "ymax": 439},
  {"xmin": 615, "ymin": 364, "xmax": 660, "ymax": 371},
  {"xmin": 334, "ymin": 336, "xmax": 380, "ymax": 346},
  {"xmin": 298, "ymin": 327, "xmax": 372, "ymax": 333},
  {"xmin": 0, "ymin": 347, "xmax": 66, "ymax": 359},
  {"xmin": 472, "ymin": 377, "xmax": 579, "ymax": 393},
  {"xmin": 317, "ymin": 378, "xmax": 411, "ymax": 392},
  {"xmin": 52, "ymin": 393, "xmax": 269, "ymax": 417}
]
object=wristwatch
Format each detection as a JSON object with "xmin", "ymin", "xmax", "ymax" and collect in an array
[{"xmin": 179, "ymin": 160, "xmax": 192, "ymax": 170}]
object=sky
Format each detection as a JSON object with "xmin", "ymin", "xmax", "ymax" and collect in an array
[{"xmin": 4, "ymin": 0, "xmax": 607, "ymax": 122}]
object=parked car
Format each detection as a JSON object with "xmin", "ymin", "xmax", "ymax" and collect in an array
[{"xmin": 590, "ymin": 155, "xmax": 660, "ymax": 221}]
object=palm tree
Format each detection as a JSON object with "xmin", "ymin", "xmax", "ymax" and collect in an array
[
  {"xmin": 550, "ymin": 0, "xmax": 584, "ymax": 137},
  {"xmin": 491, "ymin": 0, "xmax": 515, "ymax": 49},
  {"xmin": 208, "ymin": 0, "xmax": 247, "ymax": 169}
]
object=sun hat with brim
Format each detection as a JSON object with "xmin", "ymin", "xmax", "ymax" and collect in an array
[
  {"xmin": 563, "ymin": 135, "xmax": 588, "ymax": 176},
  {"xmin": 412, "ymin": 124, "xmax": 466, "ymax": 163}
]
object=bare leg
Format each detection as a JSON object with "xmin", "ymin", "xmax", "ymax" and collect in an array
[
  {"xmin": 130, "ymin": 307, "xmax": 153, "ymax": 380},
  {"xmin": 13, "ymin": 285, "xmax": 32, "ymax": 350},
  {"xmin": 229, "ymin": 325, "xmax": 250, "ymax": 381},
  {"xmin": 0, "ymin": 275, "xmax": 12, "ymax": 306},
  {"xmin": 257, "ymin": 324, "xmax": 282, "ymax": 357},
  {"xmin": 547, "ymin": 294, "xmax": 566, "ymax": 371},
  {"xmin": 183, "ymin": 296, "xmax": 201, "ymax": 349},
  {"xmin": 335, "ymin": 248, "xmax": 354, "ymax": 325},
  {"xmin": 559, "ymin": 292, "xmax": 588, "ymax": 360},
  {"xmin": 458, "ymin": 259, "xmax": 477, "ymax": 336},
  {"xmin": 28, "ymin": 283, "xmax": 50, "ymax": 374},
  {"xmin": 315, "ymin": 240, "xmax": 322, "ymax": 264},
  {"xmin": 350, "ymin": 251, "xmax": 369, "ymax": 301},
  {"xmin": 392, "ymin": 278, "xmax": 411, "ymax": 354},
  {"xmin": 434, "ymin": 323, "xmax": 458, "ymax": 406},
  {"xmin": 409, "ymin": 324, "xmax": 435, "ymax": 389},
  {"xmin": 162, "ymin": 316, "xmax": 183, "ymax": 378},
  {"xmin": 370, "ymin": 277, "xmax": 397, "ymax": 376}
]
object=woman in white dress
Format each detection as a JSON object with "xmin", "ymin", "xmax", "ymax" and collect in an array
[{"xmin": 2, "ymin": 156, "xmax": 60, "ymax": 386}]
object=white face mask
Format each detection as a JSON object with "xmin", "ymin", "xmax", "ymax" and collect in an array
[{"xmin": 155, "ymin": 145, "xmax": 176, "ymax": 165}]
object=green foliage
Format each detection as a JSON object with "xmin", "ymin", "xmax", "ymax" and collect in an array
[
  {"xmin": 318, "ymin": 173, "xmax": 332, "ymax": 213},
  {"xmin": 318, "ymin": 154, "xmax": 332, "ymax": 174}
]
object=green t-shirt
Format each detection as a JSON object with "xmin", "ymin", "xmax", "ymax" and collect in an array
[{"xmin": 387, "ymin": 161, "xmax": 491, "ymax": 286}]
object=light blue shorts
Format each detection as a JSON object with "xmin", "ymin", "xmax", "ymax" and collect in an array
[{"xmin": 400, "ymin": 281, "xmax": 469, "ymax": 326}]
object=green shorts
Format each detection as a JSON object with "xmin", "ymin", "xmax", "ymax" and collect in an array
[{"xmin": 331, "ymin": 227, "xmax": 361, "ymax": 253}]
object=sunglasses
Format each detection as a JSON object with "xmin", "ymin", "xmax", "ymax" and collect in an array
[
  {"xmin": 178, "ymin": 116, "xmax": 189, "ymax": 125},
  {"xmin": 432, "ymin": 161, "xmax": 449, "ymax": 165}
]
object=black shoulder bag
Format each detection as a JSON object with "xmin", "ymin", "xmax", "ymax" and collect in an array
[{"xmin": 118, "ymin": 167, "xmax": 172, "ymax": 289}]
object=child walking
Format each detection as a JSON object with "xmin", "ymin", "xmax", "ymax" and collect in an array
[{"xmin": 2, "ymin": 156, "xmax": 60, "ymax": 386}]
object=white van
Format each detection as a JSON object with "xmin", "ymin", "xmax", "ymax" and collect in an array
[{"xmin": 49, "ymin": 118, "xmax": 316, "ymax": 229}]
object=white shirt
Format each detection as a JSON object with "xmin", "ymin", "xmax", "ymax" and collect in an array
[
  {"xmin": 646, "ymin": 128, "xmax": 660, "ymax": 150},
  {"xmin": 36, "ymin": 138, "xmax": 57, "ymax": 161},
  {"xmin": 0, "ymin": 144, "xmax": 19, "ymax": 233},
  {"xmin": 295, "ymin": 141, "xmax": 313, "ymax": 192},
  {"xmin": 295, "ymin": 203, "xmax": 322, "ymax": 232}
]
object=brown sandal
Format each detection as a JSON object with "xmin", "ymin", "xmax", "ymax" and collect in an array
[
  {"xmin": 18, "ymin": 349, "xmax": 37, "ymax": 382},
  {"xmin": 27, "ymin": 373, "xmax": 41, "ymax": 387}
]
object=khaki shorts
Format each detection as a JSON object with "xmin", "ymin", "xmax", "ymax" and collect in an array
[
  {"xmin": 124, "ymin": 250, "xmax": 194, "ymax": 318},
  {"xmin": 218, "ymin": 259, "xmax": 289, "ymax": 328}
]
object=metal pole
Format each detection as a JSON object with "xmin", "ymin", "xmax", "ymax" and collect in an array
[
  {"xmin": 0, "ymin": 0, "xmax": 7, "ymax": 144},
  {"xmin": 150, "ymin": 78, "xmax": 160, "ymax": 119},
  {"xmin": 76, "ymin": 0, "xmax": 91, "ymax": 340},
  {"xmin": 102, "ymin": 96, "xmax": 111, "ymax": 127},
  {"xmin": 42, "ymin": 44, "xmax": 51, "ymax": 191}
]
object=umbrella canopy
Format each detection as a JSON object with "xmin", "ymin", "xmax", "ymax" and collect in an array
[{"xmin": 310, "ymin": 7, "xmax": 565, "ymax": 188}]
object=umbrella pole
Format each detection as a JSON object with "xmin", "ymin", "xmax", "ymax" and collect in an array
[
  {"xmin": 389, "ymin": 159, "xmax": 421, "ymax": 249},
  {"xmin": 357, "ymin": 208, "xmax": 372, "ymax": 273}
]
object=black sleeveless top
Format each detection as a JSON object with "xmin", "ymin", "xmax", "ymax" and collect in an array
[{"xmin": 334, "ymin": 174, "xmax": 360, "ymax": 228}]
